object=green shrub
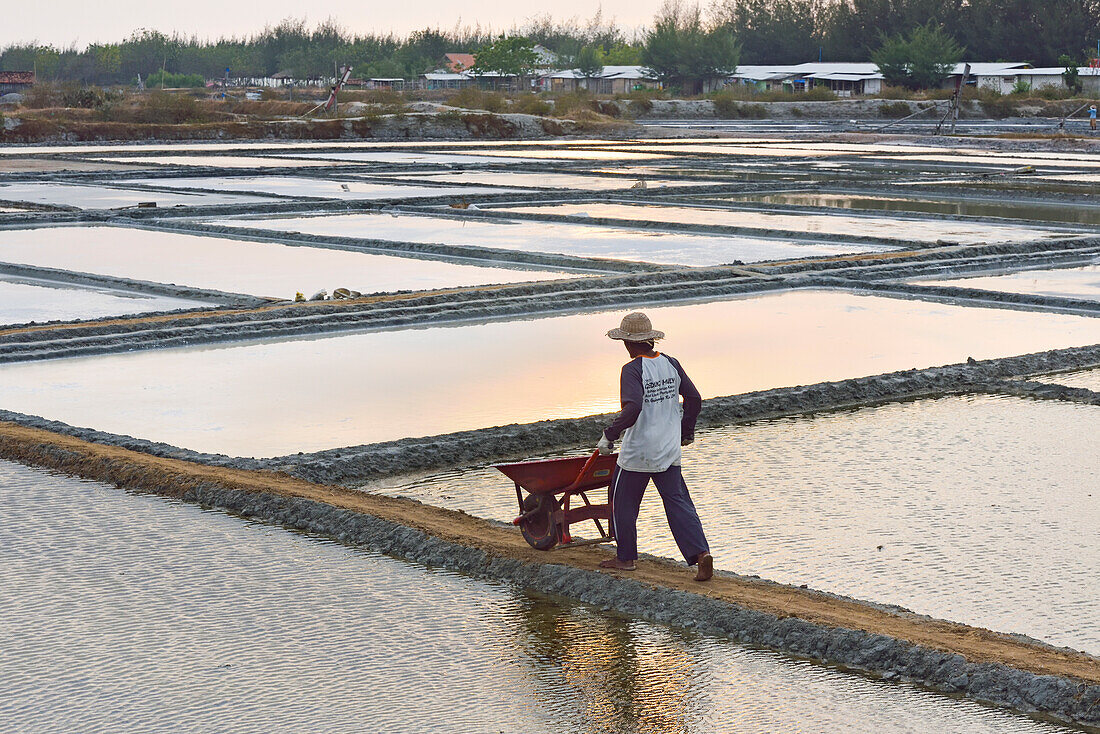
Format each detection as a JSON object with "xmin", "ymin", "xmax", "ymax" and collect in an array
[
  {"xmin": 713, "ymin": 91, "xmax": 766, "ymax": 118},
  {"xmin": 878, "ymin": 101, "xmax": 912, "ymax": 118},
  {"xmin": 511, "ymin": 94, "xmax": 552, "ymax": 116},
  {"xmin": 145, "ymin": 70, "xmax": 206, "ymax": 88},
  {"xmin": 449, "ymin": 87, "xmax": 506, "ymax": 113},
  {"xmin": 790, "ymin": 106, "xmax": 803, "ymax": 117}
]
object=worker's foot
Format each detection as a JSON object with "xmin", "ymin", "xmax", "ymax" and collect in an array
[
  {"xmin": 598, "ymin": 558, "xmax": 636, "ymax": 571},
  {"xmin": 694, "ymin": 552, "xmax": 713, "ymax": 582}
]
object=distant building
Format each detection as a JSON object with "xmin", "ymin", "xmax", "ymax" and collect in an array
[
  {"xmin": 442, "ymin": 53, "xmax": 477, "ymax": 73},
  {"xmin": 729, "ymin": 64, "xmax": 883, "ymax": 96},
  {"xmin": 0, "ymin": 71, "xmax": 35, "ymax": 95},
  {"xmin": 544, "ymin": 66, "xmax": 661, "ymax": 94}
]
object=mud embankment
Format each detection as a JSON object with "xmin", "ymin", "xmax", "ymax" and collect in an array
[
  {"xmin": 0, "ymin": 111, "xmax": 579, "ymax": 145},
  {"xmin": 0, "ymin": 419, "xmax": 1097, "ymax": 726}
]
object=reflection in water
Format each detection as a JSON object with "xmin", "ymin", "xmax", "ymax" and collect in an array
[
  {"xmin": 503, "ymin": 201, "xmax": 1063, "ymax": 244},
  {"xmin": 1030, "ymin": 367, "xmax": 1100, "ymax": 392},
  {"xmin": 507, "ymin": 597, "xmax": 698, "ymax": 734},
  {"xmin": 3, "ymin": 290, "xmax": 1100, "ymax": 456},
  {"xmin": 731, "ymin": 192, "xmax": 1100, "ymax": 226},
  {"xmin": 378, "ymin": 395, "xmax": 1100, "ymax": 655},
  {"xmin": 0, "ymin": 460, "xmax": 1069, "ymax": 733},
  {"xmin": 220, "ymin": 210, "xmax": 884, "ymax": 266}
]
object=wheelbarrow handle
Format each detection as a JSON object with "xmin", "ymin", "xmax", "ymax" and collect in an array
[{"xmin": 562, "ymin": 449, "xmax": 602, "ymax": 493}]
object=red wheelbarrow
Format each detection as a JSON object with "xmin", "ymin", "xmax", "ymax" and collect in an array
[{"xmin": 494, "ymin": 450, "xmax": 618, "ymax": 551}]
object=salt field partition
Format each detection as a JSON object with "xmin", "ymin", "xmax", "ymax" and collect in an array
[
  {"xmin": 0, "ymin": 461, "xmax": 1068, "ymax": 734},
  {"xmin": 0, "ymin": 275, "xmax": 206, "ymax": 326},
  {"xmin": 1030, "ymin": 368, "xmax": 1100, "ymax": 391},
  {"xmin": 217, "ymin": 212, "xmax": 894, "ymax": 267},
  {"xmin": 727, "ymin": 192, "xmax": 1100, "ymax": 227},
  {"xmin": 377, "ymin": 394, "xmax": 1100, "ymax": 655},
  {"xmin": 498, "ymin": 202, "xmax": 1070, "ymax": 245},
  {"xmin": 0, "ymin": 226, "xmax": 577, "ymax": 301},
  {"xmin": 0, "ymin": 182, "xmax": 274, "ymax": 209},
  {"xmin": 359, "ymin": 170, "xmax": 705, "ymax": 191},
  {"xmin": 4, "ymin": 290, "xmax": 1100, "ymax": 457},
  {"xmin": 918, "ymin": 263, "xmax": 1100, "ymax": 302},
  {"xmin": 117, "ymin": 175, "xmax": 524, "ymax": 200}
]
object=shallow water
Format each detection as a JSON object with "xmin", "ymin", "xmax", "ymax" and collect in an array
[
  {"xmin": 220, "ymin": 212, "xmax": 892, "ymax": 267},
  {"xmin": 364, "ymin": 170, "xmax": 702, "ymax": 190},
  {"xmin": 0, "ymin": 226, "xmax": 575, "ymax": 300},
  {"xmin": 377, "ymin": 395, "xmax": 1100, "ymax": 654},
  {"xmin": 0, "ymin": 275, "xmax": 205, "ymax": 325},
  {"xmin": 919, "ymin": 263, "xmax": 1100, "ymax": 302},
  {"xmin": 0, "ymin": 460, "xmax": 1073, "ymax": 734},
  {"xmin": 3, "ymin": 290, "xmax": 1100, "ymax": 456},
  {"xmin": 729, "ymin": 192, "xmax": 1100, "ymax": 226},
  {"xmin": 0, "ymin": 182, "xmax": 273, "ymax": 209},
  {"xmin": 502, "ymin": 202, "xmax": 1067, "ymax": 245},
  {"xmin": 120, "ymin": 175, "xmax": 521, "ymax": 199},
  {"xmin": 88, "ymin": 155, "xmax": 344, "ymax": 168},
  {"xmin": 1030, "ymin": 368, "xmax": 1100, "ymax": 391}
]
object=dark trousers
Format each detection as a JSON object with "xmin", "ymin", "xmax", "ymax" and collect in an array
[{"xmin": 609, "ymin": 464, "xmax": 709, "ymax": 565}]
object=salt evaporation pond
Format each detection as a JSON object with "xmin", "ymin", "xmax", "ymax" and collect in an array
[
  {"xmin": 367, "ymin": 170, "xmax": 701, "ymax": 190},
  {"xmin": 0, "ymin": 461, "xmax": 1070, "ymax": 734},
  {"xmin": 88, "ymin": 156, "xmax": 344, "ymax": 169},
  {"xmin": 0, "ymin": 276, "xmax": 205, "ymax": 326},
  {"xmin": 0, "ymin": 182, "xmax": 273, "ymax": 209},
  {"xmin": 118, "ymin": 175, "xmax": 522, "ymax": 199},
  {"xmin": 729, "ymin": 192, "xmax": 1100, "ymax": 226},
  {"xmin": 4, "ymin": 290, "xmax": 1100, "ymax": 456},
  {"xmin": 219, "ymin": 212, "xmax": 892, "ymax": 267},
  {"xmin": 501, "ymin": 202, "xmax": 1069, "ymax": 245},
  {"xmin": 377, "ymin": 395, "xmax": 1100, "ymax": 655},
  {"xmin": 1030, "ymin": 368, "xmax": 1100, "ymax": 391},
  {"xmin": 0, "ymin": 226, "xmax": 577, "ymax": 300},
  {"xmin": 919, "ymin": 264, "xmax": 1100, "ymax": 302}
]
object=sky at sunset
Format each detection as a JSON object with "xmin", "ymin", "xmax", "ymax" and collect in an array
[{"xmin": 2, "ymin": 1, "xmax": 656, "ymax": 47}]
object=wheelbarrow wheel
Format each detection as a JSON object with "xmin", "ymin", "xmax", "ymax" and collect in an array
[{"xmin": 519, "ymin": 494, "xmax": 560, "ymax": 551}]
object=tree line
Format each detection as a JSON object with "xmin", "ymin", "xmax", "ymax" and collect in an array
[{"xmin": 1, "ymin": 0, "xmax": 1097, "ymax": 88}]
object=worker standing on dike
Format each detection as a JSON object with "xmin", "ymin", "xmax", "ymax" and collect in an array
[{"xmin": 596, "ymin": 312, "xmax": 713, "ymax": 582}]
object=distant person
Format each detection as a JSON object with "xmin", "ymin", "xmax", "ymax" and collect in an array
[
  {"xmin": 1091, "ymin": 104, "xmax": 1097, "ymax": 131},
  {"xmin": 596, "ymin": 312, "xmax": 713, "ymax": 582}
]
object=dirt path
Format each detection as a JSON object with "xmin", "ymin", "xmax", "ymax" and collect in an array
[{"xmin": 2, "ymin": 419, "xmax": 1096, "ymax": 685}]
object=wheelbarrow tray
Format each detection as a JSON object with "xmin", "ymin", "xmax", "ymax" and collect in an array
[{"xmin": 493, "ymin": 453, "xmax": 618, "ymax": 495}]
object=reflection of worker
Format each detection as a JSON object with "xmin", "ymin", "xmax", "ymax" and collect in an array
[
  {"xmin": 596, "ymin": 312, "xmax": 713, "ymax": 581},
  {"xmin": 1091, "ymin": 105, "xmax": 1097, "ymax": 130}
]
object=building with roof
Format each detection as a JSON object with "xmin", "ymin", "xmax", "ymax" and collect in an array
[
  {"xmin": 730, "ymin": 64, "xmax": 883, "ymax": 96},
  {"xmin": 442, "ymin": 53, "xmax": 477, "ymax": 73},
  {"xmin": 0, "ymin": 71, "xmax": 35, "ymax": 95},
  {"xmin": 543, "ymin": 66, "xmax": 660, "ymax": 94}
]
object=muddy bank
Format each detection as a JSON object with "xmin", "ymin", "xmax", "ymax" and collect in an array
[
  {"xmin": 0, "ymin": 111, "xmax": 581, "ymax": 145},
  {"xmin": 624, "ymin": 98, "xmax": 987, "ymax": 121},
  {"xmin": 0, "ymin": 419, "xmax": 1096, "ymax": 726}
]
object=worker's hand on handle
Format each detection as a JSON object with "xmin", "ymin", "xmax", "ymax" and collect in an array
[{"xmin": 597, "ymin": 434, "xmax": 614, "ymax": 455}]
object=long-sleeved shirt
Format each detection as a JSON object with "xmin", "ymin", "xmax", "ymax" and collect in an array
[{"xmin": 603, "ymin": 352, "xmax": 702, "ymax": 472}]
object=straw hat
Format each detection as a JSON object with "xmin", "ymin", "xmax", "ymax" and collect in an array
[{"xmin": 607, "ymin": 312, "xmax": 665, "ymax": 341}]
